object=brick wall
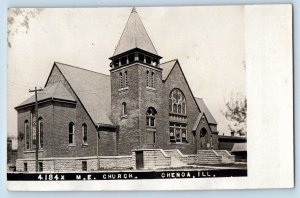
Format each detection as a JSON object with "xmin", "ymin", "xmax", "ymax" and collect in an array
[
  {"xmin": 16, "ymin": 65, "xmax": 116, "ymax": 163},
  {"xmin": 110, "ymin": 63, "xmax": 164, "ymax": 155},
  {"xmin": 162, "ymin": 62, "xmax": 200, "ymax": 154}
]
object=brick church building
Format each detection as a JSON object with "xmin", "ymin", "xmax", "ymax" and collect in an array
[{"xmin": 15, "ymin": 8, "xmax": 221, "ymax": 172}]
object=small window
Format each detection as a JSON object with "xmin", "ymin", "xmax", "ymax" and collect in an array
[
  {"xmin": 121, "ymin": 57, "xmax": 127, "ymax": 65},
  {"xmin": 119, "ymin": 72, "xmax": 123, "ymax": 89},
  {"xmin": 146, "ymin": 56, "xmax": 151, "ymax": 64},
  {"xmin": 146, "ymin": 107, "xmax": 157, "ymax": 127},
  {"xmin": 128, "ymin": 54, "xmax": 134, "ymax": 63},
  {"xmin": 82, "ymin": 161, "xmax": 87, "ymax": 171},
  {"xmin": 151, "ymin": 72, "xmax": 155, "ymax": 88},
  {"xmin": 124, "ymin": 71, "xmax": 128, "ymax": 87},
  {"xmin": 122, "ymin": 102, "xmax": 127, "ymax": 116},
  {"xmin": 82, "ymin": 123, "xmax": 87, "ymax": 144},
  {"xmin": 114, "ymin": 59, "xmax": 119, "ymax": 67},
  {"xmin": 146, "ymin": 71, "xmax": 150, "ymax": 87},
  {"xmin": 38, "ymin": 162, "xmax": 43, "ymax": 172},
  {"xmin": 69, "ymin": 122, "xmax": 75, "ymax": 144},
  {"xmin": 24, "ymin": 163, "xmax": 28, "ymax": 172},
  {"xmin": 138, "ymin": 54, "xmax": 144, "ymax": 62}
]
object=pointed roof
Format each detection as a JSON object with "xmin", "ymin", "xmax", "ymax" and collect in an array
[
  {"xmin": 195, "ymin": 98, "xmax": 217, "ymax": 125},
  {"xmin": 160, "ymin": 59, "xmax": 177, "ymax": 81},
  {"xmin": 112, "ymin": 7, "xmax": 158, "ymax": 57},
  {"xmin": 53, "ymin": 62, "xmax": 113, "ymax": 126},
  {"xmin": 16, "ymin": 81, "xmax": 75, "ymax": 108}
]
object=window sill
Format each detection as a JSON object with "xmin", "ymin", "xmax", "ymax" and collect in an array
[
  {"xmin": 146, "ymin": 86, "xmax": 156, "ymax": 91},
  {"xmin": 169, "ymin": 142, "xmax": 189, "ymax": 145},
  {"xmin": 121, "ymin": 115, "xmax": 128, "ymax": 119},
  {"xmin": 169, "ymin": 112, "xmax": 187, "ymax": 117},
  {"xmin": 81, "ymin": 143, "xmax": 88, "ymax": 147},
  {"xmin": 118, "ymin": 87, "xmax": 129, "ymax": 92},
  {"xmin": 68, "ymin": 144, "xmax": 76, "ymax": 147},
  {"xmin": 24, "ymin": 149, "xmax": 44, "ymax": 153},
  {"xmin": 146, "ymin": 126, "xmax": 156, "ymax": 130}
]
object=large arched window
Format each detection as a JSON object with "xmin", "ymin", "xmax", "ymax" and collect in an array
[
  {"xmin": 69, "ymin": 122, "xmax": 75, "ymax": 144},
  {"xmin": 146, "ymin": 107, "xmax": 157, "ymax": 127},
  {"xmin": 169, "ymin": 88, "xmax": 186, "ymax": 114},
  {"xmin": 24, "ymin": 120, "xmax": 30, "ymax": 150},
  {"xmin": 38, "ymin": 117, "xmax": 43, "ymax": 149},
  {"xmin": 82, "ymin": 123, "xmax": 87, "ymax": 145}
]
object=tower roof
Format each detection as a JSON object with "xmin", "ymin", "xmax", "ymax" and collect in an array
[{"xmin": 112, "ymin": 7, "xmax": 159, "ymax": 57}]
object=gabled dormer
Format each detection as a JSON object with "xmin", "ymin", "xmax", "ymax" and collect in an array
[{"xmin": 109, "ymin": 7, "xmax": 162, "ymax": 69}]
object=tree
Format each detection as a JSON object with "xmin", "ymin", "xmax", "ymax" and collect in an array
[
  {"xmin": 7, "ymin": 8, "xmax": 44, "ymax": 48},
  {"xmin": 222, "ymin": 93, "xmax": 247, "ymax": 136}
]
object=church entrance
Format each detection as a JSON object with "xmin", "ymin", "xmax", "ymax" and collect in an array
[{"xmin": 200, "ymin": 128, "xmax": 208, "ymax": 150}]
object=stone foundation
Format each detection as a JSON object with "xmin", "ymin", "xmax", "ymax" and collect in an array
[
  {"xmin": 16, "ymin": 155, "xmax": 134, "ymax": 172},
  {"xmin": 15, "ymin": 149, "xmax": 235, "ymax": 172}
]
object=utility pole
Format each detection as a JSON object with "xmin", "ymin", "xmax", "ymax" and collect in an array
[{"xmin": 29, "ymin": 87, "xmax": 43, "ymax": 172}]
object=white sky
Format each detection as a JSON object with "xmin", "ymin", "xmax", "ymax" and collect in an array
[{"xmin": 7, "ymin": 6, "xmax": 246, "ymax": 137}]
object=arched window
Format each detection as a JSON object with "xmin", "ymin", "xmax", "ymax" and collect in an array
[
  {"xmin": 146, "ymin": 70, "xmax": 150, "ymax": 87},
  {"xmin": 200, "ymin": 128, "xmax": 207, "ymax": 137},
  {"xmin": 146, "ymin": 107, "xmax": 157, "ymax": 145},
  {"xmin": 151, "ymin": 72, "xmax": 155, "ymax": 88},
  {"xmin": 69, "ymin": 122, "xmax": 75, "ymax": 144},
  {"xmin": 124, "ymin": 71, "xmax": 128, "ymax": 87},
  {"xmin": 146, "ymin": 107, "xmax": 157, "ymax": 127},
  {"xmin": 169, "ymin": 89, "xmax": 186, "ymax": 114},
  {"xmin": 38, "ymin": 117, "xmax": 43, "ymax": 149},
  {"xmin": 119, "ymin": 72, "xmax": 123, "ymax": 89},
  {"xmin": 122, "ymin": 102, "xmax": 127, "ymax": 116},
  {"xmin": 82, "ymin": 123, "xmax": 87, "ymax": 145},
  {"xmin": 24, "ymin": 120, "xmax": 30, "ymax": 150}
]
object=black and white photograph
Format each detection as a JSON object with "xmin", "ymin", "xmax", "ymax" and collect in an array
[{"xmin": 6, "ymin": 5, "xmax": 293, "ymax": 191}]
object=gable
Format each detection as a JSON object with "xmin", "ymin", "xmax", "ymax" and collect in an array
[
  {"xmin": 163, "ymin": 60, "xmax": 201, "ymax": 113},
  {"xmin": 160, "ymin": 59, "xmax": 177, "ymax": 81},
  {"xmin": 46, "ymin": 62, "xmax": 113, "ymax": 126},
  {"xmin": 195, "ymin": 98, "xmax": 217, "ymax": 125}
]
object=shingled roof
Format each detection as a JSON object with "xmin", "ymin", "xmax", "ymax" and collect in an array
[
  {"xmin": 160, "ymin": 59, "xmax": 177, "ymax": 81},
  {"xmin": 16, "ymin": 81, "xmax": 75, "ymax": 109},
  {"xmin": 54, "ymin": 62, "xmax": 112, "ymax": 126},
  {"xmin": 112, "ymin": 7, "xmax": 158, "ymax": 57},
  {"xmin": 195, "ymin": 97, "xmax": 217, "ymax": 125}
]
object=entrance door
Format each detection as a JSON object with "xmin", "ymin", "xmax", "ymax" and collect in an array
[
  {"xmin": 200, "ymin": 128, "xmax": 208, "ymax": 149},
  {"xmin": 135, "ymin": 151, "xmax": 144, "ymax": 169}
]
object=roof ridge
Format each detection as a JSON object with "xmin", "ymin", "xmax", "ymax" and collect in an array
[
  {"xmin": 54, "ymin": 61, "xmax": 110, "ymax": 77},
  {"xmin": 159, "ymin": 59, "xmax": 178, "ymax": 65}
]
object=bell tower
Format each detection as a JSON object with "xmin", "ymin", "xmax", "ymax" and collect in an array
[{"xmin": 110, "ymin": 7, "xmax": 164, "ymax": 155}]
